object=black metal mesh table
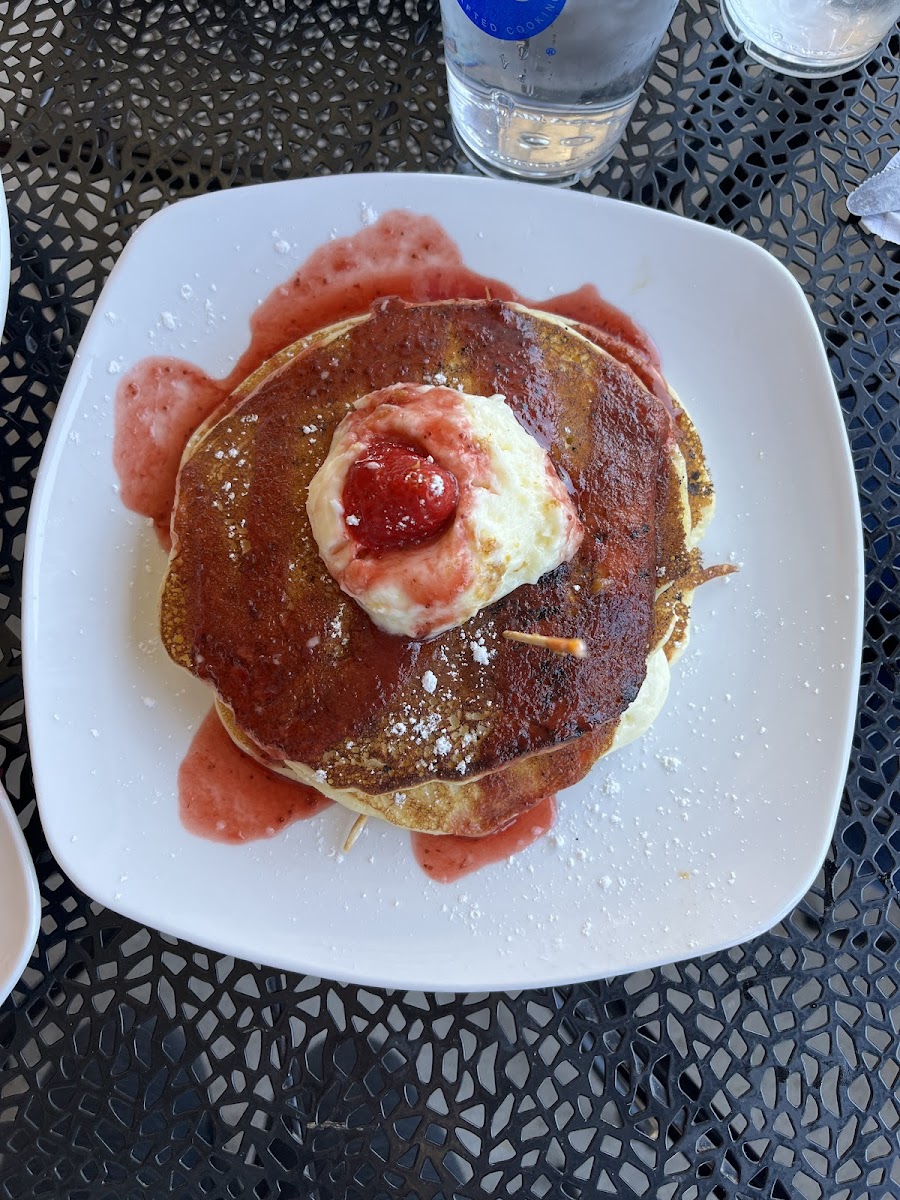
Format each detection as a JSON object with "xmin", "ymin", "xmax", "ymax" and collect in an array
[{"xmin": 1, "ymin": 2, "xmax": 897, "ymax": 1196}]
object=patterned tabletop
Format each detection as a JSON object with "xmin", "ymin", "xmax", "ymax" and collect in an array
[{"xmin": 1, "ymin": 2, "xmax": 898, "ymax": 1196}]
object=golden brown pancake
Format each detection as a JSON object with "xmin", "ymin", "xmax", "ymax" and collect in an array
[{"xmin": 161, "ymin": 299, "xmax": 722, "ymax": 835}]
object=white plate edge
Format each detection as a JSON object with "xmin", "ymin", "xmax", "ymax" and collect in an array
[{"xmin": 0, "ymin": 179, "xmax": 41, "ymax": 1004}]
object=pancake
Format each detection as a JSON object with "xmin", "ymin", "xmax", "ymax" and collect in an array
[{"xmin": 161, "ymin": 298, "xmax": 723, "ymax": 836}]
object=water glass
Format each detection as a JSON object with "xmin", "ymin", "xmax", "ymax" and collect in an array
[{"xmin": 721, "ymin": 0, "xmax": 900, "ymax": 76}]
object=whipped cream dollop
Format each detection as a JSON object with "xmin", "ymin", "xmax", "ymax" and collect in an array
[{"xmin": 306, "ymin": 383, "xmax": 583, "ymax": 639}]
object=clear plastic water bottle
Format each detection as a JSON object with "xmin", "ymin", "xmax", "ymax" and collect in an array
[{"xmin": 439, "ymin": 0, "xmax": 678, "ymax": 182}]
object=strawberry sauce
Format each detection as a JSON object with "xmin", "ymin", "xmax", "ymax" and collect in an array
[
  {"xmin": 179, "ymin": 709, "xmax": 333, "ymax": 843},
  {"xmin": 117, "ymin": 209, "xmax": 657, "ymax": 874},
  {"xmin": 411, "ymin": 795, "xmax": 558, "ymax": 884}
]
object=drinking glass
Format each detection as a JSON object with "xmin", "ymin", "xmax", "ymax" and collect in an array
[{"xmin": 721, "ymin": 0, "xmax": 900, "ymax": 76}]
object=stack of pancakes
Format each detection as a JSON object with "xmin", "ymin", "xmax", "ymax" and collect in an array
[{"xmin": 161, "ymin": 298, "xmax": 723, "ymax": 836}]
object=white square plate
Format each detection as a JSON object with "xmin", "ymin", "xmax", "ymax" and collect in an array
[{"xmin": 24, "ymin": 175, "xmax": 862, "ymax": 991}]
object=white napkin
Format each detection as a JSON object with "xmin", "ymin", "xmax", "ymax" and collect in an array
[{"xmin": 847, "ymin": 150, "xmax": 900, "ymax": 243}]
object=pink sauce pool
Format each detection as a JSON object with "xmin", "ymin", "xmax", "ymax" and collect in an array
[
  {"xmin": 411, "ymin": 796, "xmax": 558, "ymax": 884},
  {"xmin": 179, "ymin": 709, "xmax": 332, "ymax": 843}
]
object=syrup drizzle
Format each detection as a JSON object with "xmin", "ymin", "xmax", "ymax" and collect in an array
[{"xmin": 117, "ymin": 210, "xmax": 656, "ymax": 871}]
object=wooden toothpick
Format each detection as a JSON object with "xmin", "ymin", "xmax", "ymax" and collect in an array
[
  {"xmin": 502, "ymin": 631, "xmax": 587, "ymax": 658},
  {"xmin": 342, "ymin": 814, "xmax": 368, "ymax": 853}
]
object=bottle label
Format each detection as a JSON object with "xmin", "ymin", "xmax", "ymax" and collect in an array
[{"xmin": 454, "ymin": 0, "xmax": 567, "ymax": 41}]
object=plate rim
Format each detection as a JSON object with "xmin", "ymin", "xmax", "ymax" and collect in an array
[
  {"xmin": 1, "ymin": 179, "xmax": 41, "ymax": 1005},
  {"xmin": 0, "ymin": 787, "xmax": 41, "ymax": 1006}
]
